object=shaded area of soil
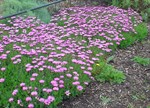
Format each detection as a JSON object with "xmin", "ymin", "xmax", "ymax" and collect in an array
[{"xmin": 60, "ymin": 25, "xmax": 150, "ymax": 108}]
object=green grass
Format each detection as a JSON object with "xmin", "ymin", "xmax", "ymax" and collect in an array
[{"xmin": 131, "ymin": 56, "xmax": 150, "ymax": 66}]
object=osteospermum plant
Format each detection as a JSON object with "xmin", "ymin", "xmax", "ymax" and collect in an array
[{"xmin": 0, "ymin": 6, "xmax": 148, "ymax": 107}]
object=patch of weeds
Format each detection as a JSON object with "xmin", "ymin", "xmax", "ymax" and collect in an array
[
  {"xmin": 100, "ymin": 96, "xmax": 111, "ymax": 106},
  {"xmin": 94, "ymin": 62, "xmax": 126, "ymax": 84},
  {"xmin": 128, "ymin": 103, "xmax": 135, "ymax": 108},
  {"xmin": 131, "ymin": 92, "xmax": 147, "ymax": 101},
  {"xmin": 131, "ymin": 56, "xmax": 150, "ymax": 66},
  {"xmin": 131, "ymin": 94, "xmax": 139, "ymax": 100}
]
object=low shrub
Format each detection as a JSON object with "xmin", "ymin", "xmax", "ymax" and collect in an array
[{"xmin": 93, "ymin": 59, "xmax": 125, "ymax": 84}]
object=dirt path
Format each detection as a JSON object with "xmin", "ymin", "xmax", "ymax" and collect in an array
[{"xmin": 60, "ymin": 24, "xmax": 150, "ymax": 108}]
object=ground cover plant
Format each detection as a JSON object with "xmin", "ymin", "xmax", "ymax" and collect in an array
[
  {"xmin": 0, "ymin": 6, "xmax": 148, "ymax": 108},
  {"xmin": 132, "ymin": 56, "xmax": 150, "ymax": 66}
]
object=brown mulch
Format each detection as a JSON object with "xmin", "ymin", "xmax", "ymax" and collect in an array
[{"xmin": 60, "ymin": 24, "xmax": 150, "ymax": 108}]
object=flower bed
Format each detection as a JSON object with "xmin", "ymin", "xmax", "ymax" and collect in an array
[{"xmin": 0, "ymin": 6, "xmax": 148, "ymax": 108}]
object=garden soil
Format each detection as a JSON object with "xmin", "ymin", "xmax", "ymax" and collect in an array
[{"xmin": 60, "ymin": 24, "xmax": 150, "ymax": 108}]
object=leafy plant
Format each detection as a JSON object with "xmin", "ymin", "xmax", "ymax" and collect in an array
[
  {"xmin": 131, "ymin": 56, "xmax": 150, "ymax": 66},
  {"xmin": 95, "ymin": 63, "xmax": 126, "ymax": 84},
  {"xmin": 128, "ymin": 103, "xmax": 135, "ymax": 108},
  {"xmin": 100, "ymin": 96, "xmax": 111, "ymax": 105}
]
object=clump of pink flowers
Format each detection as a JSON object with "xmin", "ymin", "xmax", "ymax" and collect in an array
[{"xmin": 0, "ymin": 6, "xmax": 142, "ymax": 107}]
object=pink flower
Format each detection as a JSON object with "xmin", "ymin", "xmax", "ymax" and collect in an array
[
  {"xmin": 84, "ymin": 82, "xmax": 89, "ymax": 85},
  {"xmin": 39, "ymin": 67, "xmax": 44, "ymax": 71},
  {"xmin": 39, "ymin": 98, "xmax": 45, "ymax": 102},
  {"xmin": 44, "ymin": 99, "xmax": 51, "ymax": 105},
  {"xmin": 26, "ymin": 97, "xmax": 32, "ymax": 102},
  {"xmin": 52, "ymin": 83, "xmax": 58, "ymax": 87},
  {"xmin": 69, "ymin": 67, "xmax": 74, "ymax": 69},
  {"xmin": 26, "ymin": 68, "xmax": 31, "ymax": 72},
  {"xmin": 17, "ymin": 99, "xmax": 21, "ymax": 105},
  {"xmin": 39, "ymin": 80, "xmax": 45, "ymax": 84},
  {"xmin": 81, "ymin": 66, "xmax": 85, "ymax": 69},
  {"xmin": 22, "ymin": 86, "xmax": 28, "ymax": 91},
  {"xmin": 54, "ymin": 77, "xmax": 60, "ymax": 81},
  {"xmin": 28, "ymin": 103, "xmax": 34, "ymax": 108},
  {"xmin": 20, "ymin": 83, "xmax": 25, "ymax": 87},
  {"xmin": 59, "ymin": 80, "xmax": 64, "ymax": 84},
  {"xmin": 77, "ymin": 85, "xmax": 83, "ymax": 91},
  {"xmin": 46, "ymin": 89, "xmax": 52, "ymax": 93},
  {"xmin": 66, "ymin": 74, "xmax": 72, "ymax": 78},
  {"xmin": 0, "ymin": 78, "xmax": 5, "ymax": 83},
  {"xmin": 53, "ymin": 87, "xmax": 59, "ymax": 91},
  {"xmin": 29, "ymin": 86, "xmax": 32, "ymax": 89},
  {"xmin": 59, "ymin": 84, "xmax": 64, "ymax": 88},
  {"xmin": 87, "ymin": 67, "xmax": 93, "ymax": 70},
  {"xmin": 12, "ymin": 89, "xmax": 18, "ymax": 96},
  {"xmin": 60, "ymin": 75, "xmax": 64, "ymax": 79},
  {"xmin": 32, "ymin": 73, "xmax": 38, "ymax": 77},
  {"xmin": 1, "ymin": 67, "xmax": 6, "ymax": 71},
  {"xmin": 42, "ymin": 88, "xmax": 47, "ymax": 92},
  {"xmin": 31, "ymin": 91, "xmax": 38, "ymax": 96},
  {"xmin": 8, "ymin": 98, "xmax": 14, "ymax": 102},
  {"xmin": 44, "ymin": 96, "xmax": 55, "ymax": 105},
  {"xmin": 6, "ymin": 51, "xmax": 10, "ymax": 54},
  {"xmin": 47, "ymin": 96, "xmax": 55, "ymax": 102},
  {"xmin": 73, "ymin": 71, "xmax": 79, "ymax": 76},
  {"xmin": 83, "ymin": 71, "xmax": 91, "ymax": 76},
  {"xmin": 65, "ymin": 90, "xmax": 71, "ymax": 96},
  {"xmin": 11, "ymin": 57, "xmax": 16, "ymax": 61},
  {"xmin": 30, "ymin": 77, "xmax": 35, "ymax": 81},
  {"xmin": 51, "ymin": 80, "xmax": 57, "ymax": 85},
  {"xmin": 73, "ymin": 76, "xmax": 79, "ymax": 80},
  {"xmin": 16, "ymin": 59, "xmax": 21, "ymax": 62},
  {"xmin": 72, "ymin": 81, "xmax": 80, "ymax": 85}
]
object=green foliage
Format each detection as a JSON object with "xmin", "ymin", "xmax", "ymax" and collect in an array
[
  {"xmin": 131, "ymin": 56, "xmax": 150, "ymax": 66},
  {"xmin": 100, "ymin": 96, "xmax": 111, "ymax": 105},
  {"xmin": 119, "ymin": 23, "xmax": 148, "ymax": 48},
  {"xmin": 92, "ymin": 1, "xmax": 99, "ymax": 6},
  {"xmin": 94, "ymin": 61, "xmax": 126, "ymax": 84},
  {"xmin": 112, "ymin": 0, "xmax": 120, "ymax": 7},
  {"xmin": 0, "ymin": 0, "xmax": 51, "ymax": 23}
]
